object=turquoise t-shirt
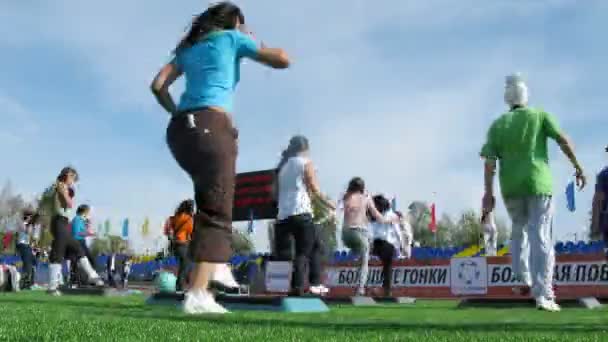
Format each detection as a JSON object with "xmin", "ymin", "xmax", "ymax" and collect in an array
[
  {"xmin": 174, "ymin": 30, "xmax": 259, "ymax": 113},
  {"xmin": 71, "ymin": 215, "xmax": 87, "ymax": 241}
]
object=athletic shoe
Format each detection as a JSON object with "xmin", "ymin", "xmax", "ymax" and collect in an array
[
  {"xmin": 89, "ymin": 278, "xmax": 104, "ymax": 287},
  {"xmin": 183, "ymin": 290, "xmax": 229, "ymax": 315},
  {"xmin": 47, "ymin": 289, "xmax": 62, "ymax": 297},
  {"xmin": 310, "ymin": 285, "xmax": 330, "ymax": 295},
  {"xmin": 536, "ymin": 297, "xmax": 561, "ymax": 312},
  {"xmin": 212, "ymin": 264, "xmax": 239, "ymax": 289}
]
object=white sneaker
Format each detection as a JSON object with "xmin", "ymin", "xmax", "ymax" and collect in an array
[
  {"xmin": 310, "ymin": 285, "xmax": 330, "ymax": 295},
  {"xmin": 212, "ymin": 264, "xmax": 239, "ymax": 289},
  {"xmin": 89, "ymin": 278, "xmax": 105, "ymax": 287},
  {"xmin": 183, "ymin": 290, "xmax": 229, "ymax": 315},
  {"xmin": 536, "ymin": 297, "xmax": 561, "ymax": 312},
  {"xmin": 47, "ymin": 289, "xmax": 62, "ymax": 297}
]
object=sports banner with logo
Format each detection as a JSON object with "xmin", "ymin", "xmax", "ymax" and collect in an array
[
  {"xmin": 319, "ymin": 254, "xmax": 608, "ymax": 299},
  {"xmin": 264, "ymin": 261, "xmax": 292, "ymax": 293}
]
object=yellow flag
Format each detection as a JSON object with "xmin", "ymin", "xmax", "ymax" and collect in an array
[{"xmin": 141, "ymin": 217, "xmax": 150, "ymax": 236}]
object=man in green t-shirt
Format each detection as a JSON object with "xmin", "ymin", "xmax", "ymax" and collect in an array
[{"xmin": 480, "ymin": 73, "xmax": 586, "ymax": 312}]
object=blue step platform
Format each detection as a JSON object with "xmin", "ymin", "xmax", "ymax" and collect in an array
[{"xmin": 146, "ymin": 292, "xmax": 330, "ymax": 313}]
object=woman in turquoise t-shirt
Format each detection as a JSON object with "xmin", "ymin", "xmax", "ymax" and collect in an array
[{"xmin": 150, "ymin": 1, "xmax": 290, "ymax": 314}]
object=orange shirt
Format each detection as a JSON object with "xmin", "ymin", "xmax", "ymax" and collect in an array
[{"xmin": 172, "ymin": 213, "xmax": 193, "ymax": 243}]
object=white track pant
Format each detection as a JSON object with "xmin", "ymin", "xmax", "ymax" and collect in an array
[
  {"xmin": 483, "ymin": 230, "xmax": 497, "ymax": 256},
  {"xmin": 482, "ymin": 215, "xmax": 498, "ymax": 256},
  {"xmin": 505, "ymin": 196, "xmax": 555, "ymax": 300}
]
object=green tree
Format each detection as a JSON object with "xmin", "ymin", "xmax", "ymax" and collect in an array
[
  {"xmin": 312, "ymin": 194, "xmax": 337, "ymax": 262},
  {"xmin": 107, "ymin": 235, "xmax": 126, "ymax": 253},
  {"xmin": 407, "ymin": 201, "xmax": 450, "ymax": 247},
  {"xmin": 90, "ymin": 238, "xmax": 110, "ymax": 256},
  {"xmin": 495, "ymin": 217, "xmax": 510, "ymax": 247},
  {"xmin": 449, "ymin": 210, "xmax": 483, "ymax": 247},
  {"xmin": 232, "ymin": 229, "xmax": 254, "ymax": 254}
]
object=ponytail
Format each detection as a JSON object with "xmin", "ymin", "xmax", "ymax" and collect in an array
[
  {"xmin": 174, "ymin": 2, "xmax": 245, "ymax": 54},
  {"xmin": 276, "ymin": 135, "xmax": 310, "ymax": 172}
]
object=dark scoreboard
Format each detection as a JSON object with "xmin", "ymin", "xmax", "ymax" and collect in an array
[{"xmin": 232, "ymin": 169, "xmax": 278, "ymax": 221}]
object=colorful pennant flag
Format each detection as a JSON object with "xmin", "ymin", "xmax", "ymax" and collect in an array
[
  {"xmin": 566, "ymin": 181, "xmax": 576, "ymax": 212},
  {"xmin": 141, "ymin": 217, "xmax": 150, "ymax": 236},
  {"xmin": 428, "ymin": 203, "xmax": 437, "ymax": 233},
  {"xmin": 104, "ymin": 219, "xmax": 111, "ymax": 236},
  {"xmin": 122, "ymin": 218, "xmax": 129, "ymax": 239}
]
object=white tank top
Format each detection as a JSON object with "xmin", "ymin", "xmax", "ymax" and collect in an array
[{"xmin": 277, "ymin": 156, "xmax": 313, "ymax": 220}]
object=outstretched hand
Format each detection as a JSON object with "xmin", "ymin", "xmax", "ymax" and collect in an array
[{"xmin": 575, "ymin": 166, "xmax": 586, "ymax": 190}]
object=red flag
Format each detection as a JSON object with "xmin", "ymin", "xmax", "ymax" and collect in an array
[
  {"xmin": 428, "ymin": 203, "xmax": 437, "ymax": 233},
  {"xmin": 2, "ymin": 232, "xmax": 13, "ymax": 250}
]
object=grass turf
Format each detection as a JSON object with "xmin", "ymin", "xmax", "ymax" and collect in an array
[{"xmin": 0, "ymin": 292, "xmax": 607, "ymax": 341}]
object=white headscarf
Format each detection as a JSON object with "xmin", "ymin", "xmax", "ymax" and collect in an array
[{"xmin": 504, "ymin": 73, "xmax": 528, "ymax": 107}]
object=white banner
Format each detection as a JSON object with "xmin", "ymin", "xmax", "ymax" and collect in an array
[
  {"xmin": 264, "ymin": 261, "xmax": 292, "ymax": 293},
  {"xmin": 488, "ymin": 261, "xmax": 608, "ymax": 286},
  {"xmin": 325, "ymin": 265, "xmax": 449, "ymax": 288},
  {"xmin": 450, "ymin": 257, "xmax": 488, "ymax": 295}
]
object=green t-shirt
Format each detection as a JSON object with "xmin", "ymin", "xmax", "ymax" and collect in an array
[{"xmin": 480, "ymin": 107, "xmax": 562, "ymax": 199}]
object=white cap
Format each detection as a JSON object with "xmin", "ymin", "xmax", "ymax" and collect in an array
[{"xmin": 504, "ymin": 72, "xmax": 528, "ymax": 107}]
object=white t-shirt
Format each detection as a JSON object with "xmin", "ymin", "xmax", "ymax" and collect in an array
[
  {"xmin": 277, "ymin": 156, "xmax": 313, "ymax": 221},
  {"xmin": 371, "ymin": 210, "xmax": 403, "ymax": 250},
  {"xmin": 16, "ymin": 220, "xmax": 30, "ymax": 245}
]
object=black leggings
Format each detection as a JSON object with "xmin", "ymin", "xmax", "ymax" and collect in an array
[
  {"xmin": 174, "ymin": 242, "xmax": 191, "ymax": 291},
  {"xmin": 50, "ymin": 215, "xmax": 85, "ymax": 263},
  {"xmin": 372, "ymin": 239, "xmax": 395, "ymax": 291},
  {"xmin": 274, "ymin": 214, "xmax": 319, "ymax": 292}
]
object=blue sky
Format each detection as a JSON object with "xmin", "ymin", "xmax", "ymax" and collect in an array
[{"xmin": 1, "ymin": 1, "xmax": 607, "ymax": 252}]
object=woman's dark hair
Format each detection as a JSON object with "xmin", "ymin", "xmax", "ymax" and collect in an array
[
  {"xmin": 343, "ymin": 177, "xmax": 365, "ymax": 201},
  {"xmin": 57, "ymin": 166, "xmax": 78, "ymax": 182},
  {"xmin": 175, "ymin": 2, "xmax": 245, "ymax": 53},
  {"xmin": 76, "ymin": 204, "xmax": 90, "ymax": 216},
  {"xmin": 277, "ymin": 135, "xmax": 310, "ymax": 171},
  {"xmin": 22, "ymin": 208, "xmax": 35, "ymax": 221},
  {"xmin": 175, "ymin": 199, "xmax": 195, "ymax": 216},
  {"xmin": 369, "ymin": 194, "xmax": 391, "ymax": 221}
]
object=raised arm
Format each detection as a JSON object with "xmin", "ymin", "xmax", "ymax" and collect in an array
[
  {"xmin": 255, "ymin": 44, "xmax": 290, "ymax": 69},
  {"xmin": 367, "ymin": 199, "xmax": 398, "ymax": 225},
  {"xmin": 150, "ymin": 62, "xmax": 183, "ymax": 115},
  {"xmin": 303, "ymin": 161, "xmax": 335, "ymax": 210},
  {"xmin": 236, "ymin": 30, "xmax": 290, "ymax": 69},
  {"xmin": 56, "ymin": 182, "xmax": 74, "ymax": 210}
]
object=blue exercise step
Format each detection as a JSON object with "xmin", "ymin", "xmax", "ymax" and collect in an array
[{"xmin": 146, "ymin": 292, "xmax": 329, "ymax": 313}]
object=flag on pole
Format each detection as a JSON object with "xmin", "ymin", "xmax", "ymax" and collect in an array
[
  {"xmin": 566, "ymin": 181, "xmax": 576, "ymax": 212},
  {"xmin": 141, "ymin": 217, "xmax": 150, "ymax": 236},
  {"xmin": 391, "ymin": 197, "xmax": 397, "ymax": 211},
  {"xmin": 122, "ymin": 218, "xmax": 129, "ymax": 239},
  {"xmin": 428, "ymin": 203, "xmax": 437, "ymax": 233}
]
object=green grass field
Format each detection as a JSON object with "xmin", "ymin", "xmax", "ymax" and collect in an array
[{"xmin": 0, "ymin": 292, "xmax": 607, "ymax": 341}]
